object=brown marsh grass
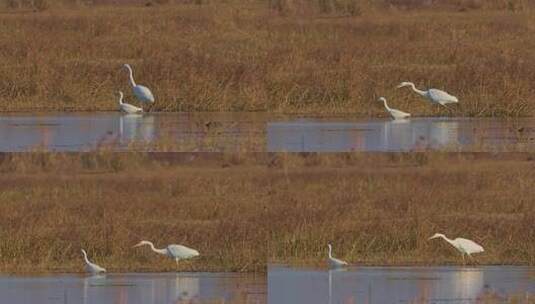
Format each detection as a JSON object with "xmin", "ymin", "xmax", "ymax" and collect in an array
[
  {"xmin": 0, "ymin": 152, "xmax": 533, "ymax": 273},
  {"xmin": 1, "ymin": 1, "xmax": 535, "ymax": 116},
  {"xmin": 262, "ymin": 152, "xmax": 535, "ymax": 267},
  {"xmin": 0, "ymin": 152, "xmax": 269, "ymax": 273}
]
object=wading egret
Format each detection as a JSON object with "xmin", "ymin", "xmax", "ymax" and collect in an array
[
  {"xmin": 118, "ymin": 91, "xmax": 143, "ymax": 114},
  {"xmin": 378, "ymin": 97, "xmax": 410, "ymax": 120},
  {"xmin": 133, "ymin": 240, "xmax": 199, "ymax": 267},
  {"xmin": 123, "ymin": 64, "xmax": 155, "ymax": 105},
  {"xmin": 81, "ymin": 249, "xmax": 106, "ymax": 274},
  {"xmin": 327, "ymin": 244, "xmax": 348, "ymax": 268},
  {"xmin": 397, "ymin": 82, "xmax": 458, "ymax": 108},
  {"xmin": 428, "ymin": 233, "xmax": 484, "ymax": 263}
]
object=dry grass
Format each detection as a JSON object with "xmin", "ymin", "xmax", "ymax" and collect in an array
[
  {"xmin": 262, "ymin": 153, "xmax": 535, "ymax": 266},
  {"xmin": 0, "ymin": 2, "xmax": 535, "ymax": 116},
  {"xmin": 0, "ymin": 152, "xmax": 269, "ymax": 273},
  {"xmin": 0, "ymin": 152, "xmax": 533, "ymax": 273}
]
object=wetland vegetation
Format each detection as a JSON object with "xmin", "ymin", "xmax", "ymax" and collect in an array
[
  {"xmin": 0, "ymin": 152, "xmax": 533, "ymax": 272},
  {"xmin": 1, "ymin": 1, "xmax": 535, "ymax": 116}
]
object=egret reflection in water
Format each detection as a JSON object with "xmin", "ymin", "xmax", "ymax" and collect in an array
[
  {"xmin": 174, "ymin": 275, "xmax": 200, "ymax": 302},
  {"xmin": 118, "ymin": 114, "xmax": 155, "ymax": 145},
  {"xmin": 380, "ymin": 119, "xmax": 460, "ymax": 151},
  {"xmin": 328, "ymin": 268, "xmax": 348, "ymax": 304},
  {"xmin": 150, "ymin": 274, "xmax": 200, "ymax": 303},
  {"xmin": 268, "ymin": 266, "xmax": 533, "ymax": 304},
  {"xmin": 267, "ymin": 118, "xmax": 462, "ymax": 152},
  {"xmin": 0, "ymin": 272, "xmax": 263, "ymax": 304},
  {"xmin": 450, "ymin": 268, "xmax": 484, "ymax": 300},
  {"xmin": 83, "ymin": 274, "xmax": 107, "ymax": 304},
  {"xmin": 0, "ymin": 114, "xmax": 534, "ymax": 152}
]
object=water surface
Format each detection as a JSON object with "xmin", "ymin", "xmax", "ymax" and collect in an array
[
  {"xmin": 269, "ymin": 265, "xmax": 534, "ymax": 304},
  {"xmin": 1, "ymin": 113, "xmax": 535, "ymax": 152},
  {"xmin": 0, "ymin": 272, "xmax": 265, "ymax": 304}
]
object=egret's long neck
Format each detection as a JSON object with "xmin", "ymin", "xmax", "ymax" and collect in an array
[
  {"xmin": 382, "ymin": 99, "xmax": 391, "ymax": 111},
  {"xmin": 440, "ymin": 235, "xmax": 455, "ymax": 246},
  {"xmin": 328, "ymin": 246, "xmax": 333, "ymax": 258},
  {"xmin": 148, "ymin": 242, "xmax": 167, "ymax": 255},
  {"xmin": 118, "ymin": 94, "xmax": 123, "ymax": 105},
  {"xmin": 82, "ymin": 251, "xmax": 90, "ymax": 264},
  {"xmin": 409, "ymin": 83, "xmax": 426, "ymax": 96},
  {"xmin": 126, "ymin": 66, "xmax": 136, "ymax": 87}
]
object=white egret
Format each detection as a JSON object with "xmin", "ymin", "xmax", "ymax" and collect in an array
[
  {"xmin": 117, "ymin": 91, "xmax": 143, "ymax": 114},
  {"xmin": 378, "ymin": 97, "xmax": 410, "ymax": 120},
  {"xmin": 428, "ymin": 233, "xmax": 484, "ymax": 263},
  {"xmin": 397, "ymin": 82, "xmax": 458, "ymax": 108},
  {"xmin": 133, "ymin": 240, "xmax": 199, "ymax": 267},
  {"xmin": 327, "ymin": 244, "xmax": 348, "ymax": 268},
  {"xmin": 123, "ymin": 64, "xmax": 155, "ymax": 105},
  {"xmin": 81, "ymin": 249, "xmax": 106, "ymax": 274}
]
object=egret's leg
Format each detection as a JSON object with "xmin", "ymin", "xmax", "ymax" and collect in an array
[
  {"xmin": 462, "ymin": 253, "xmax": 465, "ymax": 265},
  {"xmin": 467, "ymin": 254, "xmax": 475, "ymax": 265},
  {"xmin": 441, "ymin": 103, "xmax": 453, "ymax": 114}
]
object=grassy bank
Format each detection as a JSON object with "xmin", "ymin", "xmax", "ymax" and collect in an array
[
  {"xmin": 1, "ymin": 2, "xmax": 535, "ymax": 115},
  {"xmin": 266, "ymin": 153, "xmax": 535, "ymax": 267},
  {"xmin": 0, "ymin": 152, "xmax": 533, "ymax": 273},
  {"xmin": 0, "ymin": 152, "xmax": 270, "ymax": 273}
]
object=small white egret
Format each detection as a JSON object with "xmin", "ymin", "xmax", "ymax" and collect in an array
[
  {"xmin": 123, "ymin": 64, "xmax": 155, "ymax": 105},
  {"xmin": 378, "ymin": 97, "xmax": 410, "ymax": 120},
  {"xmin": 133, "ymin": 240, "xmax": 199, "ymax": 267},
  {"xmin": 117, "ymin": 91, "xmax": 143, "ymax": 114},
  {"xmin": 327, "ymin": 244, "xmax": 348, "ymax": 268},
  {"xmin": 428, "ymin": 233, "xmax": 484, "ymax": 263},
  {"xmin": 81, "ymin": 249, "xmax": 106, "ymax": 274},
  {"xmin": 397, "ymin": 82, "xmax": 458, "ymax": 108}
]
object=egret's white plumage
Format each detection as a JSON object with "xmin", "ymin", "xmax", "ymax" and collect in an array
[
  {"xmin": 81, "ymin": 249, "xmax": 106, "ymax": 274},
  {"xmin": 378, "ymin": 97, "xmax": 410, "ymax": 120},
  {"xmin": 123, "ymin": 64, "xmax": 155, "ymax": 105},
  {"xmin": 133, "ymin": 240, "xmax": 199, "ymax": 267},
  {"xmin": 118, "ymin": 91, "xmax": 143, "ymax": 114},
  {"xmin": 397, "ymin": 82, "xmax": 458, "ymax": 107},
  {"xmin": 429, "ymin": 233, "xmax": 484, "ymax": 263},
  {"xmin": 327, "ymin": 244, "xmax": 348, "ymax": 268}
]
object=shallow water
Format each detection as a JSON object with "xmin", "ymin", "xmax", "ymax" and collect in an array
[
  {"xmin": 1, "ymin": 113, "xmax": 535, "ymax": 152},
  {"xmin": 268, "ymin": 265, "xmax": 534, "ymax": 304},
  {"xmin": 0, "ymin": 272, "xmax": 265, "ymax": 304}
]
